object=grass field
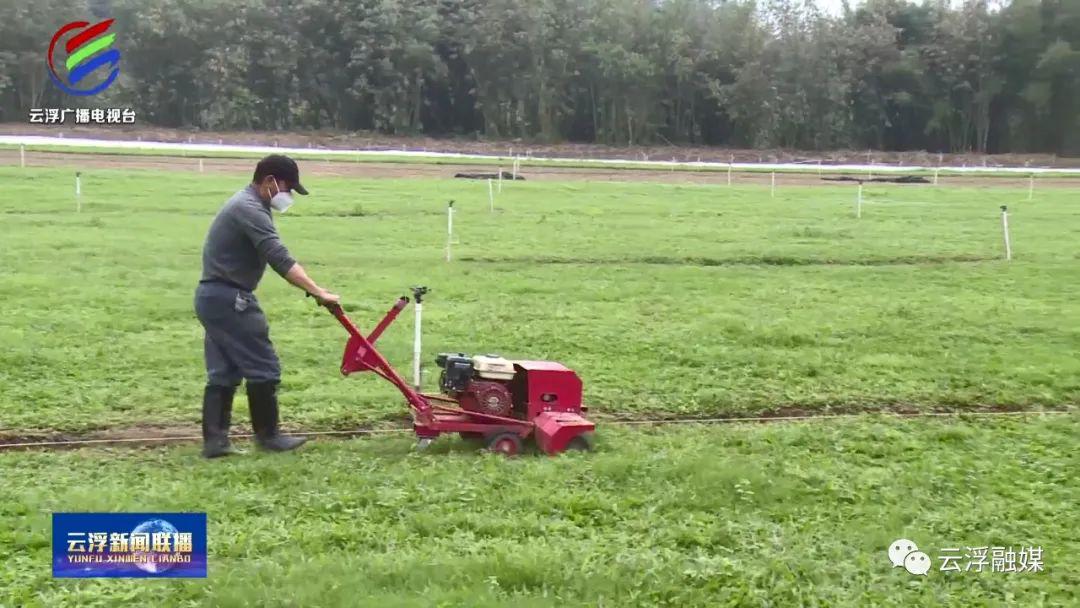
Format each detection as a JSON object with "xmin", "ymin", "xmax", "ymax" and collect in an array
[
  {"xmin": 2, "ymin": 159, "xmax": 1077, "ymax": 605},
  {"xmin": 1, "ymin": 165, "xmax": 1078, "ymax": 434},
  {"xmin": 2, "ymin": 415, "xmax": 1077, "ymax": 606}
]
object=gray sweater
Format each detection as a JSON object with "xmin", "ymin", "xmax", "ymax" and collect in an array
[{"xmin": 199, "ymin": 185, "xmax": 296, "ymax": 292}]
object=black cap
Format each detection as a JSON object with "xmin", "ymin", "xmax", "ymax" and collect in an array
[{"xmin": 254, "ymin": 154, "xmax": 308, "ymax": 195}]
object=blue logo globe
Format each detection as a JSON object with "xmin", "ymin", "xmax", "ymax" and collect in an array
[{"xmin": 131, "ymin": 518, "xmax": 179, "ymax": 574}]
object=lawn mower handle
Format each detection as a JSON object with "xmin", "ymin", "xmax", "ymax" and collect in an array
[
  {"xmin": 306, "ymin": 291, "xmax": 409, "ymax": 311},
  {"xmin": 308, "ymin": 292, "xmax": 436, "ymax": 426},
  {"xmin": 305, "ymin": 291, "xmax": 367, "ymax": 310},
  {"xmin": 306, "ymin": 292, "xmax": 410, "ymax": 341}
]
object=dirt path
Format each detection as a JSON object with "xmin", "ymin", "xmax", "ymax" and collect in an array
[
  {"xmin": 3, "ymin": 123, "xmax": 1078, "ymax": 168},
  {"xmin": 2, "ymin": 148, "xmax": 1075, "ymax": 188},
  {"xmin": 1, "ymin": 407, "xmax": 1070, "ymax": 451}
]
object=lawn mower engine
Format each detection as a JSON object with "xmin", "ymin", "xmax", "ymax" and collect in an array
[
  {"xmin": 434, "ymin": 352, "xmax": 594, "ymax": 452},
  {"xmin": 436, "ymin": 353, "xmax": 516, "ymax": 416}
]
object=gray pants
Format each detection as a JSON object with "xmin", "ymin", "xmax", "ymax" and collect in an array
[{"xmin": 194, "ymin": 282, "xmax": 281, "ymax": 387}]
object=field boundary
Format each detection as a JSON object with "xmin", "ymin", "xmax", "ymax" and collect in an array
[{"xmin": 3, "ymin": 135, "xmax": 1080, "ymax": 177}]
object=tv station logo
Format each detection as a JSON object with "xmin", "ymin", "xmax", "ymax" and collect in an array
[
  {"xmin": 53, "ymin": 513, "xmax": 207, "ymax": 578},
  {"xmin": 48, "ymin": 18, "xmax": 121, "ymax": 96},
  {"xmin": 33, "ymin": 18, "xmax": 136, "ymax": 125}
]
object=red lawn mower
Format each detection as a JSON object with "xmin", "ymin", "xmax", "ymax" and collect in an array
[{"xmin": 317, "ymin": 287, "xmax": 595, "ymax": 456}]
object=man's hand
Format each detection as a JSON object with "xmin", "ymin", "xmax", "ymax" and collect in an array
[
  {"xmin": 284, "ymin": 263, "xmax": 340, "ymax": 306},
  {"xmin": 313, "ymin": 288, "xmax": 341, "ymax": 307}
]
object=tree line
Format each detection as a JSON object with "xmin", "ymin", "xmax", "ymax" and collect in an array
[{"xmin": 1, "ymin": 0, "xmax": 1077, "ymax": 154}]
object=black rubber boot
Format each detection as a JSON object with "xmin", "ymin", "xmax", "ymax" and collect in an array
[
  {"xmin": 202, "ymin": 384, "xmax": 242, "ymax": 458},
  {"xmin": 246, "ymin": 381, "xmax": 307, "ymax": 452}
]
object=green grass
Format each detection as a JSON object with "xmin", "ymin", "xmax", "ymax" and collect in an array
[
  {"xmin": 4, "ymin": 143, "xmax": 1079, "ymax": 177},
  {"xmin": 1, "ymin": 415, "xmax": 1076, "ymax": 606},
  {"xmin": 1, "ymin": 165, "xmax": 1078, "ymax": 434}
]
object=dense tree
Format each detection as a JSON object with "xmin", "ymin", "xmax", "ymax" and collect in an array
[{"xmin": 2, "ymin": 0, "xmax": 1077, "ymax": 154}]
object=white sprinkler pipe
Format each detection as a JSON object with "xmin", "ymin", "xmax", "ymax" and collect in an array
[
  {"xmin": 446, "ymin": 200, "xmax": 454, "ymax": 262},
  {"xmin": 1001, "ymin": 205, "xmax": 1012, "ymax": 261},
  {"xmin": 413, "ymin": 299, "xmax": 423, "ymax": 390}
]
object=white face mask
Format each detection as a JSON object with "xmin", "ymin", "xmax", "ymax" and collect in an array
[{"xmin": 268, "ymin": 179, "xmax": 294, "ymax": 213}]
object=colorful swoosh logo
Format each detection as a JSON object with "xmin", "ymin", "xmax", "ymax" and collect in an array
[{"xmin": 48, "ymin": 19, "xmax": 121, "ymax": 97}]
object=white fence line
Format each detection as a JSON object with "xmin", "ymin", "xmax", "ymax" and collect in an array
[{"xmin": 1, "ymin": 135, "xmax": 1078, "ymax": 175}]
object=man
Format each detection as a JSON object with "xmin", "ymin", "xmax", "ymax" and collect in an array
[{"xmin": 195, "ymin": 154, "xmax": 340, "ymax": 458}]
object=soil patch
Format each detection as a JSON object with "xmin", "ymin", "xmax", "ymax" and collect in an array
[
  {"xmin": 3, "ymin": 149, "xmax": 1077, "ymax": 189},
  {"xmin": 2, "ymin": 406, "xmax": 1069, "ymax": 451}
]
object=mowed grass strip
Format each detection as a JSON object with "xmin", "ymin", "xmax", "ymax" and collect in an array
[
  {"xmin": 1, "ymin": 166, "xmax": 1078, "ymax": 433},
  {"xmin": 1, "ymin": 416, "xmax": 1077, "ymax": 606}
]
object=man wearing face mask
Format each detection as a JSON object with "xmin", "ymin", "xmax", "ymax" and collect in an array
[{"xmin": 194, "ymin": 154, "xmax": 340, "ymax": 458}]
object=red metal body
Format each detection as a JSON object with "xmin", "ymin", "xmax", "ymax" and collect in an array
[
  {"xmin": 323, "ymin": 296, "xmax": 594, "ymax": 454},
  {"xmin": 534, "ymin": 412, "xmax": 595, "ymax": 454},
  {"xmin": 509, "ymin": 361, "xmax": 585, "ymax": 419}
]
